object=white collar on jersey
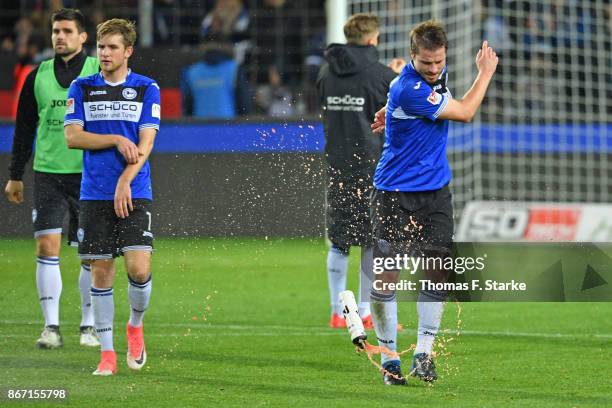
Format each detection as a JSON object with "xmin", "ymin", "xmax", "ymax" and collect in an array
[{"xmin": 101, "ymin": 68, "xmax": 131, "ymax": 86}]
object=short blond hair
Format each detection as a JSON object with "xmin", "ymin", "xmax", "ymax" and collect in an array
[
  {"xmin": 97, "ymin": 18, "xmax": 137, "ymax": 47},
  {"xmin": 344, "ymin": 13, "xmax": 379, "ymax": 44}
]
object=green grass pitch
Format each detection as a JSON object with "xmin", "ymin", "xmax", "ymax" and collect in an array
[{"xmin": 1, "ymin": 238, "xmax": 611, "ymax": 407}]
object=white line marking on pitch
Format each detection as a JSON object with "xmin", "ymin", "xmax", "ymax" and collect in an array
[{"xmin": 1, "ymin": 320, "xmax": 611, "ymax": 340}]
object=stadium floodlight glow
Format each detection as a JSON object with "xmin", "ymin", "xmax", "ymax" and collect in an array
[{"xmin": 339, "ymin": 290, "xmax": 367, "ymax": 346}]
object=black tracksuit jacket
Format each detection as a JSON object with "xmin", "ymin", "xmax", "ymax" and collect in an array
[{"xmin": 316, "ymin": 43, "xmax": 396, "ymax": 176}]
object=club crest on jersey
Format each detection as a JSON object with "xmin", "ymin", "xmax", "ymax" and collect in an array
[
  {"xmin": 122, "ymin": 87, "xmax": 137, "ymax": 100},
  {"xmin": 427, "ymin": 90, "xmax": 442, "ymax": 105},
  {"xmin": 77, "ymin": 228, "xmax": 85, "ymax": 243}
]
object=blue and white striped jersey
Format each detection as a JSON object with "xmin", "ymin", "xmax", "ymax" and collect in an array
[
  {"xmin": 65, "ymin": 70, "xmax": 160, "ymax": 200},
  {"xmin": 374, "ymin": 62, "xmax": 451, "ymax": 192}
]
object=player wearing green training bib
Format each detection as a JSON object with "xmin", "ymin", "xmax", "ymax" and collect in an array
[{"xmin": 4, "ymin": 9, "xmax": 100, "ymax": 350}]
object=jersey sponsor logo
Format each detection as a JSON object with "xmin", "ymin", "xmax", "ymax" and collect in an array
[
  {"xmin": 122, "ymin": 87, "xmax": 138, "ymax": 100},
  {"xmin": 326, "ymin": 94, "xmax": 366, "ymax": 112},
  {"xmin": 89, "ymin": 90, "xmax": 107, "ymax": 96},
  {"xmin": 414, "ymin": 81, "xmax": 422, "ymax": 89},
  {"xmin": 427, "ymin": 90, "xmax": 442, "ymax": 105},
  {"xmin": 152, "ymin": 103, "xmax": 161, "ymax": 119},
  {"xmin": 65, "ymin": 98, "xmax": 75, "ymax": 114},
  {"xmin": 50, "ymin": 99, "xmax": 67, "ymax": 108},
  {"xmin": 83, "ymin": 101, "xmax": 143, "ymax": 122}
]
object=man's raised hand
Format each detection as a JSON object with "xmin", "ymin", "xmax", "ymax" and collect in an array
[{"xmin": 476, "ymin": 40, "xmax": 498, "ymax": 78}]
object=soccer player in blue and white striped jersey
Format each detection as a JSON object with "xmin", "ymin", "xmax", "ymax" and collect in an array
[
  {"xmin": 369, "ymin": 20, "xmax": 498, "ymax": 384},
  {"xmin": 64, "ymin": 18, "xmax": 160, "ymax": 376}
]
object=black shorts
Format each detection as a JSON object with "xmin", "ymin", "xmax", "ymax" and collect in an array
[
  {"xmin": 32, "ymin": 171, "xmax": 81, "ymax": 246},
  {"xmin": 77, "ymin": 199, "xmax": 154, "ymax": 260},
  {"xmin": 326, "ymin": 167, "xmax": 373, "ymax": 249},
  {"xmin": 371, "ymin": 186, "xmax": 454, "ymax": 259}
]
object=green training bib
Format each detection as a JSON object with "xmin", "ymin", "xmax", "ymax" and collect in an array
[{"xmin": 33, "ymin": 56, "xmax": 98, "ymax": 173}]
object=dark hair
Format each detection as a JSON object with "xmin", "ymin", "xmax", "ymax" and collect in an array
[
  {"xmin": 51, "ymin": 8, "xmax": 86, "ymax": 33},
  {"xmin": 344, "ymin": 13, "xmax": 379, "ymax": 44},
  {"xmin": 410, "ymin": 20, "xmax": 448, "ymax": 55}
]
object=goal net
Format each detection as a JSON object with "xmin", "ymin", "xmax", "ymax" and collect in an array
[{"xmin": 347, "ymin": 0, "xmax": 612, "ymax": 217}]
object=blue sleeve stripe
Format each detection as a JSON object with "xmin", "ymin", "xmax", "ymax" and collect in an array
[{"xmin": 432, "ymin": 95, "xmax": 449, "ymax": 119}]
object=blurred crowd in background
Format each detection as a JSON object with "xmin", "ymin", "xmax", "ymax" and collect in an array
[
  {"xmin": 0, "ymin": 0, "xmax": 609, "ymax": 121},
  {"xmin": 481, "ymin": 0, "xmax": 610, "ymax": 123}
]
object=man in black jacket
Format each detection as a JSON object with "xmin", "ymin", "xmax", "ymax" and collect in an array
[
  {"xmin": 316, "ymin": 13, "xmax": 404, "ymax": 344},
  {"xmin": 4, "ymin": 9, "xmax": 100, "ymax": 349}
]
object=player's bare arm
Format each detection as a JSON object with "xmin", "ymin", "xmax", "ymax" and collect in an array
[
  {"xmin": 114, "ymin": 128, "xmax": 157, "ymax": 218},
  {"xmin": 437, "ymin": 40, "xmax": 498, "ymax": 123},
  {"xmin": 65, "ymin": 124, "xmax": 140, "ymax": 164}
]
